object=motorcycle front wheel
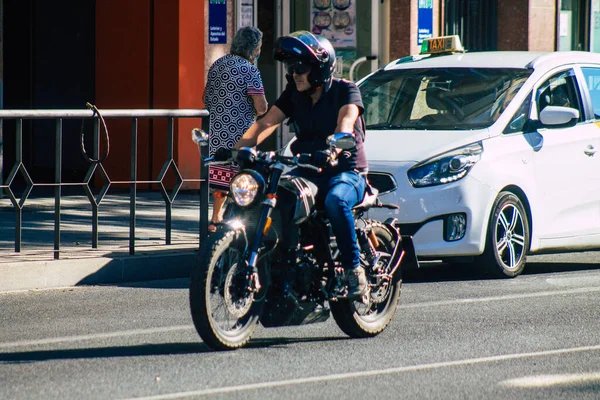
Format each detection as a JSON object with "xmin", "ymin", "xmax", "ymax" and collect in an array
[
  {"xmin": 330, "ymin": 222, "xmax": 402, "ymax": 338},
  {"xmin": 189, "ymin": 230, "xmax": 263, "ymax": 350}
]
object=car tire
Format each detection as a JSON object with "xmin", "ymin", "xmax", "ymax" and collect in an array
[{"xmin": 477, "ymin": 191, "xmax": 530, "ymax": 278}]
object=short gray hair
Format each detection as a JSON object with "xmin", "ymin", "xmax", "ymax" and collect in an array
[{"xmin": 230, "ymin": 26, "xmax": 263, "ymax": 60}]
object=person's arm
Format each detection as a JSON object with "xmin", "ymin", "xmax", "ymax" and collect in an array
[
  {"xmin": 335, "ymin": 103, "xmax": 360, "ymax": 133},
  {"xmin": 250, "ymin": 94, "xmax": 268, "ymax": 116},
  {"xmin": 235, "ymin": 105, "xmax": 287, "ymax": 149}
]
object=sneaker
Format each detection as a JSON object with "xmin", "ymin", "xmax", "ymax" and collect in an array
[{"xmin": 346, "ymin": 266, "xmax": 368, "ymax": 300}]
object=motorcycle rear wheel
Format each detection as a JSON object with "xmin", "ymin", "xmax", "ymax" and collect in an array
[
  {"xmin": 189, "ymin": 230, "xmax": 263, "ymax": 350},
  {"xmin": 330, "ymin": 222, "xmax": 402, "ymax": 338}
]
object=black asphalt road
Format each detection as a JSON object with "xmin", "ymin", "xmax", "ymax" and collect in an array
[{"xmin": 1, "ymin": 254, "xmax": 600, "ymax": 400}]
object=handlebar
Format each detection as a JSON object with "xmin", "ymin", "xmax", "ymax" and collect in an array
[
  {"xmin": 203, "ymin": 150, "xmax": 330, "ymax": 173},
  {"xmin": 292, "ymin": 159, "xmax": 321, "ymax": 172}
]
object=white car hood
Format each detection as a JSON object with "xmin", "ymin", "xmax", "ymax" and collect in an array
[{"xmin": 364, "ymin": 128, "xmax": 492, "ymax": 162}]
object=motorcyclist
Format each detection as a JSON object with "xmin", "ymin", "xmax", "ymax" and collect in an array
[{"xmin": 228, "ymin": 31, "xmax": 369, "ymax": 300}]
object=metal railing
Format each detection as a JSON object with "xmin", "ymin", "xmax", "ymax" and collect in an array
[{"xmin": 0, "ymin": 109, "xmax": 210, "ymax": 259}]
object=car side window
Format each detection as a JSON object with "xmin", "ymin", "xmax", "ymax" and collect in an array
[
  {"xmin": 581, "ymin": 67, "xmax": 600, "ymax": 119},
  {"xmin": 535, "ymin": 70, "xmax": 583, "ymax": 122},
  {"xmin": 504, "ymin": 92, "xmax": 532, "ymax": 134}
]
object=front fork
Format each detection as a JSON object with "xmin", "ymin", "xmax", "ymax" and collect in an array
[{"xmin": 245, "ymin": 163, "xmax": 285, "ymax": 292}]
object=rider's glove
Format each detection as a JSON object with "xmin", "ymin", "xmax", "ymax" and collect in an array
[
  {"xmin": 213, "ymin": 148, "xmax": 232, "ymax": 161},
  {"xmin": 312, "ymin": 150, "xmax": 332, "ymax": 168},
  {"xmin": 297, "ymin": 153, "xmax": 312, "ymax": 165}
]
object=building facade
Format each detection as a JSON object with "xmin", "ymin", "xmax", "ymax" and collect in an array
[{"xmin": 0, "ymin": 0, "xmax": 598, "ymax": 188}]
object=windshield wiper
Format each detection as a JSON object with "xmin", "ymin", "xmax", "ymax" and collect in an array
[{"xmin": 366, "ymin": 123, "xmax": 413, "ymax": 130}]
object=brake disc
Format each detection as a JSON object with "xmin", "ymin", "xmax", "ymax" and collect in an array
[{"xmin": 223, "ymin": 264, "xmax": 254, "ymax": 318}]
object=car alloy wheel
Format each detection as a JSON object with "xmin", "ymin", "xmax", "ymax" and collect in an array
[
  {"xmin": 478, "ymin": 191, "xmax": 530, "ymax": 278},
  {"xmin": 494, "ymin": 203, "xmax": 526, "ymax": 269}
]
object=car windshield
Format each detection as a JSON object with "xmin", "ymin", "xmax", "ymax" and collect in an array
[{"xmin": 359, "ymin": 67, "xmax": 532, "ymax": 130}]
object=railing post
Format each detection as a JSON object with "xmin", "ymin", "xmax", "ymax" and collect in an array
[
  {"xmin": 165, "ymin": 118, "xmax": 174, "ymax": 245},
  {"xmin": 91, "ymin": 118, "xmax": 99, "ymax": 249},
  {"xmin": 130, "ymin": 118, "xmax": 138, "ymax": 255},
  {"xmin": 54, "ymin": 119, "xmax": 62, "ymax": 260},
  {"xmin": 14, "ymin": 119, "xmax": 23, "ymax": 253},
  {"xmin": 0, "ymin": 118, "xmax": 3, "ymax": 200},
  {"xmin": 200, "ymin": 116, "xmax": 210, "ymax": 244}
]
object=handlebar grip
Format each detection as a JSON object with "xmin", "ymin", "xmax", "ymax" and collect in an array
[{"xmin": 296, "ymin": 162, "xmax": 321, "ymax": 172}]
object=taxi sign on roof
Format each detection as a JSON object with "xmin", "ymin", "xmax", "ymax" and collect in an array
[{"xmin": 420, "ymin": 35, "xmax": 465, "ymax": 55}]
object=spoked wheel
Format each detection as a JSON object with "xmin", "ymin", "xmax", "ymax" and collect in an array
[
  {"xmin": 189, "ymin": 230, "xmax": 263, "ymax": 350},
  {"xmin": 477, "ymin": 191, "xmax": 530, "ymax": 278},
  {"xmin": 330, "ymin": 222, "xmax": 402, "ymax": 338}
]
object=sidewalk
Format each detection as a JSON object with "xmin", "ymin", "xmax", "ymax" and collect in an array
[{"xmin": 0, "ymin": 191, "xmax": 209, "ymax": 292}]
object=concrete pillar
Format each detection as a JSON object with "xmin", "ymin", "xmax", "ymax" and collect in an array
[{"xmin": 528, "ymin": 0, "xmax": 556, "ymax": 51}]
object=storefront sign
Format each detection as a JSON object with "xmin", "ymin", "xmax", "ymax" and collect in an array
[
  {"xmin": 209, "ymin": 0, "xmax": 227, "ymax": 44},
  {"xmin": 310, "ymin": 0, "xmax": 356, "ymax": 48},
  {"xmin": 240, "ymin": 0, "xmax": 255, "ymax": 28},
  {"xmin": 417, "ymin": 0, "xmax": 433, "ymax": 45}
]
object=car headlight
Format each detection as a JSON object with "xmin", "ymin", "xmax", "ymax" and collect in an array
[
  {"xmin": 230, "ymin": 171, "xmax": 264, "ymax": 207},
  {"xmin": 407, "ymin": 142, "xmax": 483, "ymax": 187}
]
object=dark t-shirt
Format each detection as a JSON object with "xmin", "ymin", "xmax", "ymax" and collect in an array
[{"xmin": 274, "ymin": 78, "xmax": 368, "ymax": 174}]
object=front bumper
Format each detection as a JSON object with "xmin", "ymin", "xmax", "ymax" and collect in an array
[{"xmin": 366, "ymin": 161, "xmax": 495, "ymax": 258}]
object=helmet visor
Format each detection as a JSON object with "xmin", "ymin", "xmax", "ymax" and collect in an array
[{"xmin": 285, "ymin": 60, "xmax": 312, "ymax": 75}]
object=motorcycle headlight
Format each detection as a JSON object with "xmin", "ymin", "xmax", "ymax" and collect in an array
[
  {"xmin": 408, "ymin": 142, "xmax": 483, "ymax": 188},
  {"xmin": 230, "ymin": 171, "xmax": 265, "ymax": 207}
]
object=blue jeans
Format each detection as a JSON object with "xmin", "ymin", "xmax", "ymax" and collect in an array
[{"xmin": 281, "ymin": 169, "xmax": 366, "ymax": 269}]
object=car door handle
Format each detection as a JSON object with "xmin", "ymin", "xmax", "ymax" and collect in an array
[{"xmin": 584, "ymin": 145, "xmax": 597, "ymax": 156}]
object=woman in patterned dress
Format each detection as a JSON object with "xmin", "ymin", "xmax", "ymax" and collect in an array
[{"xmin": 204, "ymin": 26, "xmax": 268, "ymax": 232}]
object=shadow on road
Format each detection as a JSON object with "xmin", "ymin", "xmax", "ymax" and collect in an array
[
  {"xmin": 113, "ymin": 278, "xmax": 190, "ymax": 290},
  {"xmin": 0, "ymin": 336, "xmax": 350, "ymax": 363},
  {"xmin": 403, "ymin": 260, "xmax": 600, "ymax": 283},
  {"xmin": 523, "ymin": 262, "xmax": 600, "ymax": 276},
  {"xmin": 246, "ymin": 336, "xmax": 349, "ymax": 349},
  {"xmin": 0, "ymin": 342, "xmax": 213, "ymax": 363},
  {"xmin": 403, "ymin": 262, "xmax": 483, "ymax": 283}
]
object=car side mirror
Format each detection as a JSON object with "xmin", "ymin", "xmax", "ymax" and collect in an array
[
  {"xmin": 539, "ymin": 106, "xmax": 579, "ymax": 127},
  {"xmin": 191, "ymin": 128, "xmax": 209, "ymax": 146}
]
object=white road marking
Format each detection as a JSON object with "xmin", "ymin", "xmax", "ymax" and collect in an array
[
  {"xmin": 500, "ymin": 372, "xmax": 600, "ymax": 388},
  {"xmin": 398, "ymin": 286, "xmax": 600, "ymax": 309},
  {"xmin": 120, "ymin": 344, "xmax": 600, "ymax": 400},
  {"xmin": 0, "ymin": 326, "xmax": 194, "ymax": 349}
]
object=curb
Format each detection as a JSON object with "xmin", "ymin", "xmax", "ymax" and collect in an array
[{"xmin": 0, "ymin": 250, "xmax": 198, "ymax": 293}]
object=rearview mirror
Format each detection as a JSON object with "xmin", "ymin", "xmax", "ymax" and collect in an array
[
  {"xmin": 326, "ymin": 132, "xmax": 356, "ymax": 149},
  {"xmin": 191, "ymin": 128, "xmax": 208, "ymax": 146}
]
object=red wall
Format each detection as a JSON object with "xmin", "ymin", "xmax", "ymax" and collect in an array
[
  {"xmin": 95, "ymin": 0, "xmax": 205, "ymax": 190},
  {"xmin": 177, "ymin": 0, "xmax": 206, "ymax": 190}
]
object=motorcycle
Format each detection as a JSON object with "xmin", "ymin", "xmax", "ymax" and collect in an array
[{"xmin": 189, "ymin": 128, "xmax": 419, "ymax": 350}]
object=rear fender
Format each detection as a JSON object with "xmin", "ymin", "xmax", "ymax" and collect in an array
[{"xmin": 381, "ymin": 218, "xmax": 419, "ymax": 283}]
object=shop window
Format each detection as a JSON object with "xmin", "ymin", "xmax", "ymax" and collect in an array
[
  {"xmin": 592, "ymin": 0, "xmax": 600, "ymax": 52},
  {"xmin": 558, "ymin": 0, "xmax": 590, "ymax": 51},
  {"xmin": 444, "ymin": 0, "xmax": 497, "ymax": 51}
]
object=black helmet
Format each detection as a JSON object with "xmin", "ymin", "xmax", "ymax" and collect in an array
[{"xmin": 274, "ymin": 30, "xmax": 336, "ymax": 88}]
